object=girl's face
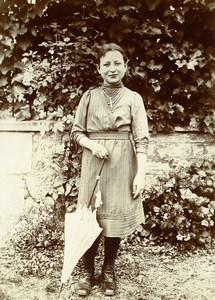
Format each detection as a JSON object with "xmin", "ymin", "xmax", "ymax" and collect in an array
[{"xmin": 97, "ymin": 50, "xmax": 127, "ymax": 86}]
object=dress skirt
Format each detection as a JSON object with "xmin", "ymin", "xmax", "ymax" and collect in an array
[{"xmin": 77, "ymin": 131, "xmax": 145, "ymax": 238}]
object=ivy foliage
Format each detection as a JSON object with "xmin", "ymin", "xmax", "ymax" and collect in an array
[{"xmin": 0, "ymin": 0, "xmax": 215, "ymax": 133}]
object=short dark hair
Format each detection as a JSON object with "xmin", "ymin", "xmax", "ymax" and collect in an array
[{"xmin": 98, "ymin": 43, "xmax": 128, "ymax": 63}]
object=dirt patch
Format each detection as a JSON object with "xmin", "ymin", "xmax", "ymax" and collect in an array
[{"xmin": 0, "ymin": 244, "xmax": 215, "ymax": 300}]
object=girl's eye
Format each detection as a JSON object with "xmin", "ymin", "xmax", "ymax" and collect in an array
[
  {"xmin": 115, "ymin": 62, "xmax": 121, "ymax": 65},
  {"xmin": 103, "ymin": 63, "xmax": 110, "ymax": 67}
]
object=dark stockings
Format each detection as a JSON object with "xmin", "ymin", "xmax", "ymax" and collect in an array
[
  {"xmin": 83, "ymin": 235, "xmax": 101, "ymax": 272},
  {"xmin": 104, "ymin": 237, "xmax": 121, "ymax": 267},
  {"xmin": 83, "ymin": 236, "xmax": 121, "ymax": 270},
  {"xmin": 102, "ymin": 237, "xmax": 120, "ymax": 296}
]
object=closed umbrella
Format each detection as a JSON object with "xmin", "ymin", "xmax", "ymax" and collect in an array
[
  {"xmin": 60, "ymin": 206, "xmax": 103, "ymax": 284},
  {"xmin": 58, "ymin": 158, "xmax": 106, "ymax": 298}
]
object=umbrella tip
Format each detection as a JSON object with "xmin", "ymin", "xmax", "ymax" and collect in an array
[{"xmin": 57, "ymin": 283, "xmax": 64, "ymax": 299}]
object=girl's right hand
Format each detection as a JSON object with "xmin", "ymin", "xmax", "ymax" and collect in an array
[{"xmin": 91, "ymin": 142, "xmax": 109, "ymax": 159}]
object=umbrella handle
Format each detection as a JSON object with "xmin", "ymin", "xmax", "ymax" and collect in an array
[{"xmin": 87, "ymin": 141, "xmax": 116, "ymax": 209}]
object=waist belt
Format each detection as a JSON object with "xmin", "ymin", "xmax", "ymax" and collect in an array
[{"xmin": 88, "ymin": 131, "xmax": 130, "ymax": 140}]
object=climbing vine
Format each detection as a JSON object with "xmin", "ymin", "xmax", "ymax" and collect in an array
[{"xmin": 0, "ymin": 0, "xmax": 214, "ymax": 133}]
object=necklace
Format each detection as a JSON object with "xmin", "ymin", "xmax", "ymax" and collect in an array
[{"xmin": 101, "ymin": 87, "xmax": 124, "ymax": 111}]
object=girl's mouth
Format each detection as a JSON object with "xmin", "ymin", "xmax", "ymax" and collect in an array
[{"xmin": 109, "ymin": 74, "xmax": 117, "ymax": 77}]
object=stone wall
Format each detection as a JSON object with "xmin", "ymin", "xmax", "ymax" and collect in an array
[
  {"xmin": 147, "ymin": 129, "xmax": 215, "ymax": 185},
  {"xmin": 0, "ymin": 121, "xmax": 214, "ymax": 242},
  {"xmin": 0, "ymin": 121, "xmax": 61, "ymax": 243}
]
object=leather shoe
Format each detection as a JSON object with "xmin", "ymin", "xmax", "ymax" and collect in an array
[
  {"xmin": 101, "ymin": 265, "xmax": 117, "ymax": 296},
  {"xmin": 77, "ymin": 269, "xmax": 94, "ymax": 296}
]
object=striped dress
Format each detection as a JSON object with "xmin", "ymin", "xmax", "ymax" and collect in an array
[{"xmin": 72, "ymin": 86, "xmax": 149, "ymax": 238}]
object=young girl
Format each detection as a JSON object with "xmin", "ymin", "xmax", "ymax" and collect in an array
[{"xmin": 71, "ymin": 43, "xmax": 149, "ymax": 296}]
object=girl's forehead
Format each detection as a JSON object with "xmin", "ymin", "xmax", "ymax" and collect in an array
[{"xmin": 100, "ymin": 50, "xmax": 124, "ymax": 62}]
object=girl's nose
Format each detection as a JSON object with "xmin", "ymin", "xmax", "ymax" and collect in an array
[{"xmin": 109, "ymin": 64, "xmax": 116, "ymax": 72}]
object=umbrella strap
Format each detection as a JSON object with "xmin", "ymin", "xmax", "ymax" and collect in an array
[{"xmin": 87, "ymin": 158, "xmax": 105, "ymax": 208}]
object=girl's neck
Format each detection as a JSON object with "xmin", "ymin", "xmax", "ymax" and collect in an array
[{"xmin": 102, "ymin": 81, "xmax": 123, "ymax": 88}]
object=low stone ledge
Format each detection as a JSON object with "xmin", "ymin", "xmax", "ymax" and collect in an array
[{"xmin": 0, "ymin": 120, "xmax": 45, "ymax": 132}]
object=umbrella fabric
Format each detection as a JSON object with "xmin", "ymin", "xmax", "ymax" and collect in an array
[
  {"xmin": 60, "ymin": 158, "xmax": 107, "ymax": 286},
  {"xmin": 60, "ymin": 205, "xmax": 103, "ymax": 284}
]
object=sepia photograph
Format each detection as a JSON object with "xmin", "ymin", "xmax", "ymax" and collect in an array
[{"xmin": 0, "ymin": 0, "xmax": 215, "ymax": 299}]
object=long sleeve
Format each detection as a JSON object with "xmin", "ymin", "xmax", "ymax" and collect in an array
[
  {"xmin": 71, "ymin": 90, "xmax": 91, "ymax": 144},
  {"xmin": 131, "ymin": 92, "xmax": 149, "ymax": 154}
]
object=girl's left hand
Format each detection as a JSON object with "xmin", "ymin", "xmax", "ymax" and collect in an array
[{"xmin": 132, "ymin": 173, "xmax": 146, "ymax": 199}]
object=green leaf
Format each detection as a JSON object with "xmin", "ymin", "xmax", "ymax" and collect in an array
[
  {"xmin": 0, "ymin": 47, "xmax": 4, "ymax": 64},
  {"xmin": 103, "ymin": 5, "xmax": 118, "ymax": 18},
  {"xmin": 82, "ymin": 26, "xmax": 87, "ymax": 32},
  {"xmin": 0, "ymin": 66, "xmax": 9, "ymax": 75},
  {"xmin": 148, "ymin": 60, "xmax": 163, "ymax": 71},
  {"xmin": 207, "ymin": 2, "xmax": 215, "ymax": 11},
  {"xmin": 145, "ymin": 0, "xmax": 162, "ymax": 11},
  {"xmin": 2, "ymin": 36, "xmax": 13, "ymax": 48},
  {"xmin": 18, "ymin": 36, "xmax": 33, "ymax": 51},
  {"xmin": 65, "ymin": 182, "xmax": 72, "ymax": 196},
  {"xmin": 0, "ymin": 77, "xmax": 8, "ymax": 87},
  {"xmin": 12, "ymin": 83, "xmax": 26, "ymax": 98},
  {"xmin": 14, "ymin": 105, "xmax": 31, "ymax": 120},
  {"xmin": 119, "ymin": 6, "xmax": 138, "ymax": 12},
  {"xmin": 12, "ymin": 73, "xmax": 24, "ymax": 83},
  {"xmin": 10, "ymin": 23, "xmax": 27, "ymax": 39},
  {"xmin": 94, "ymin": 0, "xmax": 104, "ymax": 6},
  {"xmin": 201, "ymin": 220, "xmax": 209, "ymax": 227}
]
